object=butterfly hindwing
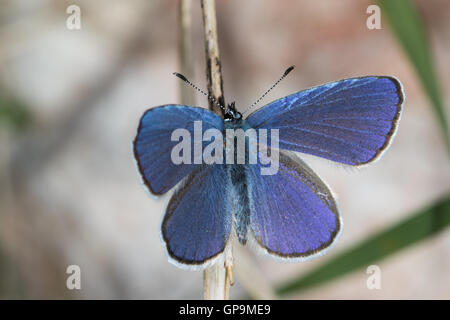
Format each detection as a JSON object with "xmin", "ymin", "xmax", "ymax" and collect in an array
[
  {"xmin": 133, "ymin": 105, "xmax": 223, "ymax": 195},
  {"xmin": 162, "ymin": 164, "xmax": 232, "ymax": 267},
  {"xmin": 246, "ymin": 150, "xmax": 341, "ymax": 259},
  {"xmin": 246, "ymin": 76, "xmax": 404, "ymax": 166}
]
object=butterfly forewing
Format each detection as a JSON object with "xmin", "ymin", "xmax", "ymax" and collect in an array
[
  {"xmin": 246, "ymin": 76, "xmax": 404, "ymax": 166},
  {"xmin": 133, "ymin": 105, "xmax": 223, "ymax": 195}
]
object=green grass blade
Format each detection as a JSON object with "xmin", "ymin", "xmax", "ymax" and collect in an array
[
  {"xmin": 0, "ymin": 94, "xmax": 31, "ymax": 131},
  {"xmin": 277, "ymin": 195, "xmax": 450, "ymax": 295},
  {"xmin": 379, "ymin": 0, "xmax": 450, "ymax": 151}
]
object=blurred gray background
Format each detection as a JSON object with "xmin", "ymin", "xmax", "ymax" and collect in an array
[{"xmin": 0, "ymin": 0, "xmax": 449, "ymax": 299}]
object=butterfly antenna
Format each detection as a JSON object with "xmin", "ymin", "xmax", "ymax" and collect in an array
[
  {"xmin": 242, "ymin": 65, "xmax": 295, "ymax": 116},
  {"xmin": 173, "ymin": 72, "xmax": 227, "ymax": 112}
]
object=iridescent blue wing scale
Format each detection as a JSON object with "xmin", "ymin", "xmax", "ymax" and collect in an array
[
  {"xmin": 246, "ymin": 76, "xmax": 404, "ymax": 165},
  {"xmin": 162, "ymin": 164, "xmax": 232, "ymax": 267},
  {"xmin": 247, "ymin": 151, "xmax": 341, "ymax": 259},
  {"xmin": 133, "ymin": 105, "xmax": 223, "ymax": 195}
]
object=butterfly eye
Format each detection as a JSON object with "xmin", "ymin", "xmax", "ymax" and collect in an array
[
  {"xmin": 224, "ymin": 103, "xmax": 242, "ymax": 122},
  {"xmin": 224, "ymin": 112, "xmax": 234, "ymax": 122}
]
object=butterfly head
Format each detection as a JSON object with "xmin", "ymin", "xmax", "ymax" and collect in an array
[{"xmin": 224, "ymin": 102, "xmax": 242, "ymax": 122}]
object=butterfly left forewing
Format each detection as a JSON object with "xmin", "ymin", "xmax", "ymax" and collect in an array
[{"xmin": 134, "ymin": 104, "xmax": 223, "ymax": 195}]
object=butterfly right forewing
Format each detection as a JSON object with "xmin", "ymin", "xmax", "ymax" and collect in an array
[{"xmin": 246, "ymin": 76, "xmax": 404, "ymax": 166}]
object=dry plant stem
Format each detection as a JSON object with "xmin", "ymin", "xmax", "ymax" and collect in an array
[
  {"xmin": 178, "ymin": 0, "xmax": 196, "ymax": 106},
  {"xmin": 201, "ymin": 0, "xmax": 233, "ymax": 300},
  {"xmin": 201, "ymin": 0, "xmax": 225, "ymax": 117}
]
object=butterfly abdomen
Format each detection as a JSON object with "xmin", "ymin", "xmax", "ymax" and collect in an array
[
  {"xmin": 225, "ymin": 119, "xmax": 252, "ymax": 245},
  {"xmin": 228, "ymin": 164, "xmax": 250, "ymax": 245}
]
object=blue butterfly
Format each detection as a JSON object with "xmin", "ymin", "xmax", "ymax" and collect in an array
[{"xmin": 133, "ymin": 66, "xmax": 404, "ymax": 269}]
